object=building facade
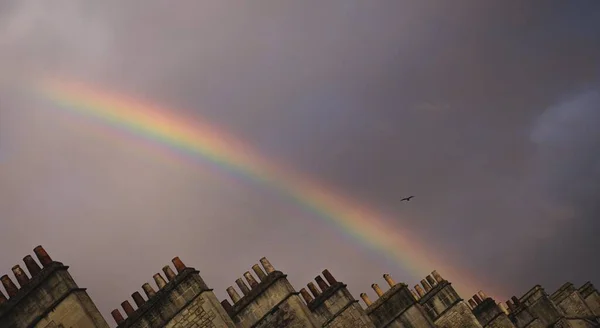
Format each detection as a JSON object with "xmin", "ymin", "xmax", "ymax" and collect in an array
[{"xmin": 0, "ymin": 246, "xmax": 598, "ymax": 328}]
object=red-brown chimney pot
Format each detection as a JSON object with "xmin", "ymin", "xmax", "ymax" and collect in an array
[
  {"xmin": 23, "ymin": 255, "xmax": 42, "ymax": 277},
  {"xmin": 33, "ymin": 245, "xmax": 52, "ymax": 267},
  {"xmin": 111, "ymin": 309, "xmax": 125, "ymax": 324},
  {"xmin": 1, "ymin": 275, "xmax": 19, "ymax": 297},
  {"xmin": 171, "ymin": 257, "xmax": 186, "ymax": 273}
]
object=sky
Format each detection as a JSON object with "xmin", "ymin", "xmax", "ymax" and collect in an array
[{"xmin": 1, "ymin": 0, "xmax": 599, "ymax": 325}]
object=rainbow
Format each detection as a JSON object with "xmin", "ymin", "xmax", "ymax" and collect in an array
[{"xmin": 33, "ymin": 76, "xmax": 500, "ymax": 300}]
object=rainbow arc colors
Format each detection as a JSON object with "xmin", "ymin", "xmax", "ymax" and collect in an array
[{"xmin": 34, "ymin": 77, "xmax": 498, "ymax": 300}]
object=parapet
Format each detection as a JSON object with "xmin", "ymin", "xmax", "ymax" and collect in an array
[{"xmin": 110, "ymin": 256, "xmax": 216, "ymax": 327}]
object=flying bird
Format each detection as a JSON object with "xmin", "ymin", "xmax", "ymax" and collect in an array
[{"xmin": 400, "ymin": 196, "xmax": 414, "ymax": 202}]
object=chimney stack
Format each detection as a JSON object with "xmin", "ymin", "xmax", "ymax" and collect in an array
[
  {"xmin": 0, "ymin": 290, "xmax": 7, "ymax": 305},
  {"xmin": 360, "ymin": 293, "xmax": 372, "ymax": 306},
  {"xmin": 111, "ymin": 309, "xmax": 125, "ymax": 325},
  {"xmin": 1, "ymin": 275, "xmax": 19, "ymax": 297},
  {"xmin": 226, "ymin": 286, "xmax": 241, "ymax": 303},
  {"xmin": 322, "ymin": 269, "xmax": 337, "ymax": 285},
  {"xmin": 421, "ymin": 279, "xmax": 432, "ymax": 292},
  {"xmin": 431, "ymin": 270, "xmax": 443, "ymax": 283},
  {"xmin": 162, "ymin": 266, "xmax": 176, "ymax": 281},
  {"xmin": 426, "ymin": 275, "xmax": 437, "ymax": 287},
  {"xmin": 371, "ymin": 283, "xmax": 384, "ymax": 297},
  {"xmin": 236, "ymin": 278, "xmax": 251, "ymax": 296},
  {"xmin": 23, "ymin": 255, "xmax": 41, "ymax": 277},
  {"xmin": 12, "ymin": 265, "xmax": 30, "ymax": 287},
  {"xmin": 121, "ymin": 300, "xmax": 135, "ymax": 317},
  {"xmin": 383, "ymin": 273, "xmax": 395, "ymax": 287},
  {"xmin": 243, "ymin": 271, "xmax": 259, "ymax": 289},
  {"xmin": 307, "ymin": 282, "xmax": 321, "ymax": 297},
  {"xmin": 300, "ymin": 288, "xmax": 314, "ymax": 304},
  {"xmin": 252, "ymin": 264, "xmax": 267, "ymax": 281},
  {"xmin": 33, "ymin": 245, "xmax": 52, "ymax": 267},
  {"xmin": 473, "ymin": 294, "xmax": 482, "ymax": 304},
  {"xmin": 171, "ymin": 257, "xmax": 186, "ymax": 274},
  {"xmin": 153, "ymin": 273, "xmax": 167, "ymax": 289},
  {"xmin": 142, "ymin": 283, "xmax": 156, "ymax": 298},
  {"xmin": 468, "ymin": 299, "xmax": 477, "ymax": 308},
  {"xmin": 259, "ymin": 257, "xmax": 275, "ymax": 274},
  {"xmin": 132, "ymin": 292, "xmax": 145, "ymax": 308},
  {"xmin": 315, "ymin": 276, "xmax": 329, "ymax": 292},
  {"xmin": 415, "ymin": 285, "xmax": 426, "ymax": 297},
  {"xmin": 221, "ymin": 299, "xmax": 233, "ymax": 313}
]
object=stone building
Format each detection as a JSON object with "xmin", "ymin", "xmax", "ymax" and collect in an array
[{"xmin": 0, "ymin": 246, "xmax": 598, "ymax": 328}]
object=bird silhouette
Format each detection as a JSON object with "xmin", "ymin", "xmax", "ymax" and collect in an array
[{"xmin": 400, "ymin": 196, "xmax": 414, "ymax": 202}]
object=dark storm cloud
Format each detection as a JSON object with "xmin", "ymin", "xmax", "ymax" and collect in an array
[{"xmin": 1, "ymin": 0, "xmax": 599, "ymax": 322}]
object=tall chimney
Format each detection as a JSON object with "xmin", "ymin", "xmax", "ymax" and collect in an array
[
  {"xmin": 1, "ymin": 275, "xmax": 19, "ymax": 297},
  {"xmin": 243, "ymin": 271, "xmax": 259, "ymax": 289},
  {"xmin": 307, "ymin": 282, "xmax": 321, "ymax": 297},
  {"xmin": 0, "ymin": 290, "xmax": 7, "ymax": 305},
  {"xmin": 468, "ymin": 299, "xmax": 477, "ymax": 308},
  {"xmin": 226, "ymin": 286, "xmax": 241, "ymax": 303},
  {"xmin": 383, "ymin": 273, "xmax": 396, "ymax": 287},
  {"xmin": 132, "ymin": 292, "xmax": 145, "ymax": 307},
  {"xmin": 322, "ymin": 269, "xmax": 337, "ymax": 285},
  {"xmin": 221, "ymin": 299, "xmax": 233, "ymax": 313},
  {"xmin": 477, "ymin": 290, "xmax": 487, "ymax": 300},
  {"xmin": 431, "ymin": 270, "xmax": 443, "ymax": 283},
  {"xmin": 360, "ymin": 293, "xmax": 372, "ymax": 306},
  {"xmin": 12, "ymin": 265, "xmax": 30, "ymax": 287},
  {"xmin": 426, "ymin": 275, "xmax": 437, "ymax": 287},
  {"xmin": 421, "ymin": 279, "xmax": 432, "ymax": 292},
  {"xmin": 111, "ymin": 309, "xmax": 125, "ymax": 325},
  {"xmin": 33, "ymin": 246, "xmax": 53, "ymax": 268},
  {"xmin": 121, "ymin": 300, "xmax": 135, "ymax": 317},
  {"xmin": 171, "ymin": 257, "xmax": 186, "ymax": 273},
  {"xmin": 415, "ymin": 285, "xmax": 426, "ymax": 297},
  {"xmin": 252, "ymin": 264, "xmax": 267, "ymax": 281},
  {"xmin": 142, "ymin": 283, "xmax": 156, "ymax": 298},
  {"xmin": 473, "ymin": 294, "xmax": 482, "ymax": 304},
  {"xmin": 371, "ymin": 283, "xmax": 384, "ymax": 297},
  {"xmin": 300, "ymin": 288, "xmax": 314, "ymax": 304},
  {"xmin": 236, "ymin": 278, "xmax": 251, "ymax": 296},
  {"xmin": 153, "ymin": 273, "xmax": 167, "ymax": 289},
  {"xmin": 23, "ymin": 255, "xmax": 42, "ymax": 277},
  {"xmin": 315, "ymin": 276, "xmax": 329, "ymax": 291},
  {"xmin": 162, "ymin": 266, "xmax": 176, "ymax": 281},
  {"xmin": 259, "ymin": 257, "xmax": 275, "ymax": 274}
]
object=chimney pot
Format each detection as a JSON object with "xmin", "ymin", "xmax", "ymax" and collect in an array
[
  {"xmin": 371, "ymin": 283, "xmax": 384, "ymax": 297},
  {"xmin": 499, "ymin": 302, "xmax": 510, "ymax": 314},
  {"xmin": 12, "ymin": 265, "xmax": 30, "ymax": 287},
  {"xmin": 23, "ymin": 255, "xmax": 42, "ymax": 277},
  {"xmin": 307, "ymin": 282, "xmax": 321, "ymax": 297},
  {"xmin": 171, "ymin": 257, "xmax": 186, "ymax": 273},
  {"xmin": 426, "ymin": 275, "xmax": 437, "ymax": 287},
  {"xmin": 132, "ymin": 292, "xmax": 145, "ymax": 307},
  {"xmin": 511, "ymin": 296, "xmax": 520, "ymax": 306},
  {"xmin": 411, "ymin": 289, "xmax": 420, "ymax": 300},
  {"xmin": 259, "ymin": 257, "xmax": 275, "ymax": 274},
  {"xmin": 111, "ymin": 309, "xmax": 125, "ymax": 325},
  {"xmin": 421, "ymin": 279, "xmax": 432, "ymax": 292},
  {"xmin": 468, "ymin": 298, "xmax": 478, "ymax": 308},
  {"xmin": 121, "ymin": 300, "xmax": 135, "ymax": 316},
  {"xmin": 473, "ymin": 294, "xmax": 483, "ymax": 304},
  {"xmin": 322, "ymin": 269, "xmax": 337, "ymax": 285},
  {"xmin": 153, "ymin": 273, "xmax": 167, "ymax": 289},
  {"xmin": 360, "ymin": 293, "xmax": 372, "ymax": 306},
  {"xmin": 1, "ymin": 275, "xmax": 19, "ymax": 297},
  {"xmin": 0, "ymin": 290, "xmax": 7, "ymax": 305},
  {"xmin": 236, "ymin": 278, "xmax": 251, "ymax": 296},
  {"xmin": 221, "ymin": 299, "xmax": 233, "ymax": 313},
  {"xmin": 142, "ymin": 283, "xmax": 156, "ymax": 298},
  {"xmin": 315, "ymin": 276, "xmax": 329, "ymax": 291},
  {"xmin": 478, "ymin": 290, "xmax": 488, "ymax": 300},
  {"xmin": 162, "ymin": 266, "xmax": 176, "ymax": 281},
  {"xmin": 415, "ymin": 285, "xmax": 426, "ymax": 297},
  {"xmin": 506, "ymin": 300, "xmax": 515, "ymax": 311},
  {"xmin": 33, "ymin": 245, "xmax": 53, "ymax": 267},
  {"xmin": 300, "ymin": 288, "xmax": 314, "ymax": 304},
  {"xmin": 243, "ymin": 271, "xmax": 259, "ymax": 289},
  {"xmin": 226, "ymin": 286, "xmax": 241, "ymax": 303},
  {"xmin": 431, "ymin": 270, "xmax": 443, "ymax": 283},
  {"xmin": 383, "ymin": 273, "xmax": 396, "ymax": 287},
  {"xmin": 252, "ymin": 264, "xmax": 267, "ymax": 281}
]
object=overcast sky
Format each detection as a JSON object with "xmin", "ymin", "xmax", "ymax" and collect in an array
[{"xmin": 1, "ymin": 1, "xmax": 599, "ymax": 325}]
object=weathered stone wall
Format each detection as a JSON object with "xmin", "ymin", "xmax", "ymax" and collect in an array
[
  {"xmin": 34, "ymin": 291, "xmax": 109, "ymax": 328},
  {"xmin": 551, "ymin": 283, "xmax": 593, "ymax": 318},
  {"xmin": 578, "ymin": 283, "xmax": 600, "ymax": 316},
  {"xmin": 309, "ymin": 283, "xmax": 374, "ymax": 328},
  {"xmin": 518, "ymin": 286, "xmax": 562, "ymax": 326},
  {"xmin": 254, "ymin": 295, "xmax": 319, "ymax": 328},
  {"xmin": 433, "ymin": 301, "xmax": 483, "ymax": 328},
  {"xmin": 366, "ymin": 284, "xmax": 435, "ymax": 327},
  {"xmin": 165, "ymin": 292, "xmax": 233, "ymax": 328},
  {"xmin": 485, "ymin": 314, "xmax": 516, "ymax": 328},
  {"xmin": 471, "ymin": 298, "xmax": 515, "ymax": 328}
]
